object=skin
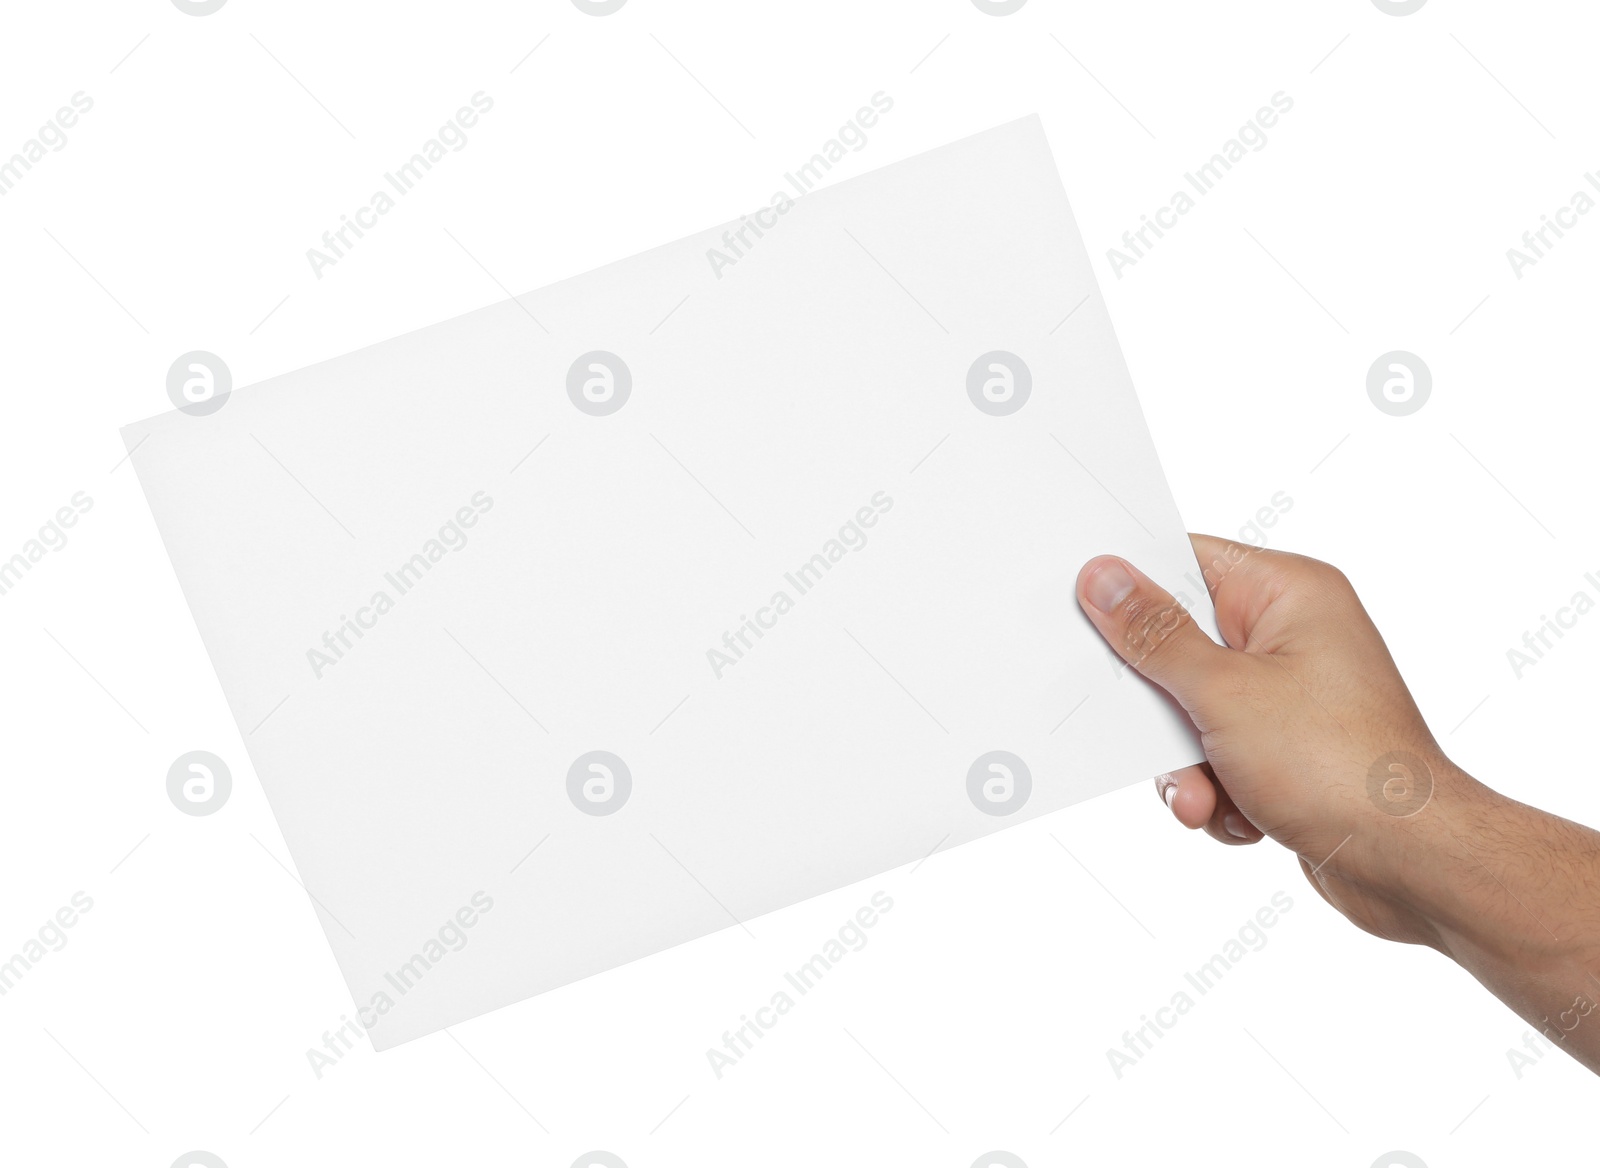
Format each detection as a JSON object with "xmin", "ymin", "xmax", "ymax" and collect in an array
[{"xmin": 1076, "ymin": 533, "xmax": 1600, "ymax": 1074}]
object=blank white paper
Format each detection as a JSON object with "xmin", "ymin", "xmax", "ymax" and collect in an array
[{"xmin": 123, "ymin": 114, "xmax": 1218, "ymax": 1049}]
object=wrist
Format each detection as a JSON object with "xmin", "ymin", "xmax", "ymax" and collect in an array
[{"xmin": 1355, "ymin": 761, "xmax": 1591, "ymax": 973}]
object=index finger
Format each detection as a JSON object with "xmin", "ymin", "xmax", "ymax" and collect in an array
[{"xmin": 1187, "ymin": 533, "xmax": 1288, "ymax": 653}]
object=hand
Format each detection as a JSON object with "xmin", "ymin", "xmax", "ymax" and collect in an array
[
  {"xmin": 1075, "ymin": 535, "xmax": 1600, "ymax": 1075},
  {"xmin": 1075, "ymin": 534, "xmax": 1455, "ymax": 949}
]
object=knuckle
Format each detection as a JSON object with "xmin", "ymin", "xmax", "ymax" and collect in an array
[
  {"xmin": 1316, "ymin": 562, "xmax": 1354, "ymax": 595},
  {"xmin": 1295, "ymin": 555, "xmax": 1353, "ymax": 595},
  {"xmin": 1303, "ymin": 560, "xmax": 1364, "ymax": 622}
]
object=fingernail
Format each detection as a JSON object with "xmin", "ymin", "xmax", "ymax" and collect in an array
[
  {"xmin": 1223, "ymin": 813, "xmax": 1252, "ymax": 839},
  {"xmin": 1086, "ymin": 560, "xmax": 1135, "ymax": 614},
  {"xmin": 1154, "ymin": 774, "xmax": 1177, "ymax": 810}
]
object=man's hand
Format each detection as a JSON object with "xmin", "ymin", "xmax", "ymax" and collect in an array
[{"xmin": 1077, "ymin": 534, "xmax": 1600, "ymax": 1073}]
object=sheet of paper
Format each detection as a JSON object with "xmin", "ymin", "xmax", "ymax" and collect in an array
[{"xmin": 123, "ymin": 114, "xmax": 1218, "ymax": 1049}]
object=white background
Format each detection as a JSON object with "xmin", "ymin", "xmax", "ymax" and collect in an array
[{"xmin": 2, "ymin": 1, "xmax": 1596, "ymax": 1165}]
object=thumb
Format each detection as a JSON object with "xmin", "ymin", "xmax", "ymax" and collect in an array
[{"xmin": 1076, "ymin": 555, "xmax": 1233, "ymax": 713}]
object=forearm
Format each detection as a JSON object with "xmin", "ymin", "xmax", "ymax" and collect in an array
[{"xmin": 1395, "ymin": 767, "xmax": 1600, "ymax": 1072}]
